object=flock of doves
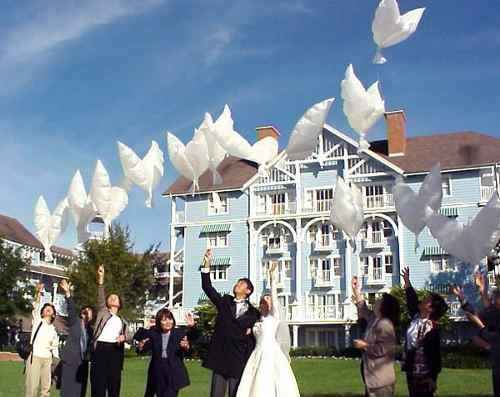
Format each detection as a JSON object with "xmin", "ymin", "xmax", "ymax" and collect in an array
[{"xmin": 33, "ymin": 0, "xmax": 500, "ymax": 270}]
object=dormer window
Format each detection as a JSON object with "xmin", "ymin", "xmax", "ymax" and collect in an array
[{"xmin": 208, "ymin": 192, "xmax": 228, "ymax": 215}]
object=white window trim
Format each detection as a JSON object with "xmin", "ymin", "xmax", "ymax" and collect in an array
[
  {"xmin": 208, "ymin": 193, "xmax": 229, "ymax": 216},
  {"xmin": 441, "ymin": 174, "xmax": 452, "ymax": 197},
  {"xmin": 210, "ymin": 264, "xmax": 229, "ymax": 282},
  {"xmin": 206, "ymin": 232, "xmax": 229, "ymax": 248},
  {"xmin": 429, "ymin": 255, "xmax": 457, "ymax": 273},
  {"xmin": 304, "ymin": 186, "xmax": 335, "ymax": 212}
]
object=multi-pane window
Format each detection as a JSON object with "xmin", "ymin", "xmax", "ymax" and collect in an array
[
  {"xmin": 208, "ymin": 193, "xmax": 228, "ymax": 215},
  {"xmin": 372, "ymin": 257, "xmax": 383, "ymax": 280},
  {"xmin": 332, "ymin": 257, "xmax": 342, "ymax": 277},
  {"xmin": 383, "ymin": 220, "xmax": 393, "ymax": 238},
  {"xmin": 385, "ymin": 255, "xmax": 394, "ymax": 274},
  {"xmin": 211, "ymin": 265, "xmax": 228, "ymax": 281},
  {"xmin": 481, "ymin": 169, "xmax": 495, "ymax": 187},
  {"xmin": 271, "ymin": 193, "xmax": 286, "ymax": 215},
  {"xmin": 316, "ymin": 189, "xmax": 334, "ymax": 212},
  {"xmin": 262, "ymin": 260, "xmax": 292, "ymax": 280},
  {"xmin": 207, "ymin": 232, "xmax": 228, "ymax": 248},
  {"xmin": 430, "ymin": 255, "xmax": 456, "ymax": 273},
  {"xmin": 360, "ymin": 256, "xmax": 369, "ymax": 276},
  {"xmin": 308, "ymin": 225, "xmax": 317, "ymax": 243},
  {"xmin": 441, "ymin": 176, "xmax": 451, "ymax": 196},
  {"xmin": 320, "ymin": 224, "xmax": 331, "ymax": 246},
  {"xmin": 320, "ymin": 258, "xmax": 331, "ymax": 282},
  {"xmin": 268, "ymin": 237, "xmax": 282, "ymax": 249},
  {"xmin": 364, "ymin": 185, "xmax": 384, "ymax": 208}
]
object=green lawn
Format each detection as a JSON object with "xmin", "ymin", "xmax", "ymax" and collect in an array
[{"xmin": 0, "ymin": 358, "xmax": 492, "ymax": 397}]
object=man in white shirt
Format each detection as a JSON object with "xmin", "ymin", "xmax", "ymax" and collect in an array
[
  {"xmin": 25, "ymin": 283, "xmax": 60, "ymax": 397},
  {"xmin": 90, "ymin": 265, "xmax": 126, "ymax": 397}
]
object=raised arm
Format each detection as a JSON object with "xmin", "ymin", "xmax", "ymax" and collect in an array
[
  {"xmin": 32, "ymin": 283, "xmax": 44, "ymax": 322},
  {"xmin": 269, "ymin": 263, "xmax": 280, "ymax": 320},
  {"xmin": 402, "ymin": 267, "xmax": 419, "ymax": 318},
  {"xmin": 474, "ymin": 272, "xmax": 490, "ymax": 308},
  {"xmin": 97, "ymin": 265, "xmax": 106, "ymax": 311},
  {"xmin": 60, "ymin": 280, "xmax": 78, "ymax": 326},
  {"xmin": 200, "ymin": 249, "xmax": 223, "ymax": 309},
  {"xmin": 352, "ymin": 277, "xmax": 374, "ymax": 322}
]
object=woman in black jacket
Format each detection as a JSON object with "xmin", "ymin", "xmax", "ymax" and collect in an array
[
  {"xmin": 135, "ymin": 309, "xmax": 199, "ymax": 397},
  {"xmin": 401, "ymin": 267, "xmax": 448, "ymax": 397}
]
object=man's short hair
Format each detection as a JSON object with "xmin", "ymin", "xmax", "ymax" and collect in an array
[{"xmin": 238, "ymin": 278, "xmax": 254, "ymax": 297}]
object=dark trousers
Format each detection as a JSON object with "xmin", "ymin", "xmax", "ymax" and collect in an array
[
  {"xmin": 406, "ymin": 374, "xmax": 436, "ymax": 397},
  {"xmin": 91, "ymin": 342, "xmax": 122, "ymax": 397},
  {"xmin": 210, "ymin": 372, "xmax": 240, "ymax": 397},
  {"xmin": 61, "ymin": 360, "xmax": 89, "ymax": 397},
  {"xmin": 493, "ymin": 367, "xmax": 500, "ymax": 397},
  {"xmin": 149, "ymin": 359, "xmax": 178, "ymax": 397}
]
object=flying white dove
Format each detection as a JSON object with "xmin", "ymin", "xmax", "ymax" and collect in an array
[
  {"xmin": 67, "ymin": 170, "xmax": 97, "ymax": 244},
  {"xmin": 34, "ymin": 195, "xmax": 70, "ymax": 262},
  {"xmin": 425, "ymin": 193, "xmax": 500, "ymax": 266},
  {"xmin": 341, "ymin": 64, "xmax": 385, "ymax": 151},
  {"xmin": 200, "ymin": 113, "xmax": 227, "ymax": 185},
  {"xmin": 393, "ymin": 163, "xmax": 443, "ymax": 250},
  {"xmin": 212, "ymin": 105, "xmax": 278, "ymax": 165},
  {"xmin": 89, "ymin": 160, "xmax": 128, "ymax": 235},
  {"xmin": 117, "ymin": 141, "xmax": 164, "ymax": 208},
  {"xmin": 372, "ymin": 0, "xmax": 426, "ymax": 64},
  {"xmin": 330, "ymin": 177, "xmax": 364, "ymax": 246},
  {"xmin": 166, "ymin": 130, "xmax": 209, "ymax": 193},
  {"xmin": 286, "ymin": 98, "xmax": 335, "ymax": 161}
]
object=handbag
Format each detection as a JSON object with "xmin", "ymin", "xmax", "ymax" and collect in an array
[{"xmin": 16, "ymin": 322, "xmax": 42, "ymax": 361}]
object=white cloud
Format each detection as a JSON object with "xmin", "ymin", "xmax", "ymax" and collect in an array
[
  {"xmin": 2, "ymin": 0, "xmax": 164, "ymax": 64},
  {"xmin": 204, "ymin": 28, "xmax": 235, "ymax": 66}
]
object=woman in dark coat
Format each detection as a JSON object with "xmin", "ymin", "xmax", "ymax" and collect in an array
[{"xmin": 135, "ymin": 309, "xmax": 199, "ymax": 397}]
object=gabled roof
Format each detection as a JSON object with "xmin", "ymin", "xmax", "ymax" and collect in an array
[
  {"xmin": 370, "ymin": 131, "xmax": 500, "ymax": 173},
  {"xmin": 0, "ymin": 214, "xmax": 74, "ymax": 257},
  {"xmin": 163, "ymin": 155, "xmax": 258, "ymax": 196}
]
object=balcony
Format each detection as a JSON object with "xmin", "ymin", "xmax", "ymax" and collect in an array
[
  {"xmin": 303, "ymin": 304, "xmax": 343, "ymax": 321},
  {"xmin": 266, "ymin": 244, "xmax": 289, "ymax": 255},
  {"xmin": 303, "ymin": 200, "xmax": 333, "ymax": 214},
  {"xmin": 366, "ymin": 268, "xmax": 385, "ymax": 285},
  {"xmin": 313, "ymin": 235, "xmax": 341, "ymax": 251},
  {"xmin": 481, "ymin": 186, "xmax": 496, "ymax": 202},
  {"xmin": 364, "ymin": 194, "xmax": 394, "ymax": 210},
  {"xmin": 256, "ymin": 202, "xmax": 296, "ymax": 217},
  {"xmin": 361, "ymin": 232, "xmax": 388, "ymax": 250},
  {"xmin": 313, "ymin": 270, "xmax": 334, "ymax": 287}
]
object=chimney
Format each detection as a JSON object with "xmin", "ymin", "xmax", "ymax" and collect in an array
[
  {"xmin": 384, "ymin": 110, "xmax": 407, "ymax": 157},
  {"xmin": 256, "ymin": 125, "xmax": 280, "ymax": 141}
]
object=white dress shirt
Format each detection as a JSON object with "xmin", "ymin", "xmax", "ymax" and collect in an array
[
  {"xmin": 97, "ymin": 313, "xmax": 123, "ymax": 343},
  {"xmin": 31, "ymin": 302, "xmax": 59, "ymax": 359}
]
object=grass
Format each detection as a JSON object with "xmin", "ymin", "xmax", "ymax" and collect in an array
[{"xmin": 0, "ymin": 358, "xmax": 493, "ymax": 397}]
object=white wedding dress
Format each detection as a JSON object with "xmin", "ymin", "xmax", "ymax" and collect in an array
[{"xmin": 236, "ymin": 270, "xmax": 300, "ymax": 397}]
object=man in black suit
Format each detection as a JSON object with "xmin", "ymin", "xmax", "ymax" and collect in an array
[
  {"xmin": 59, "ymin": 279, "xmax": 94, "ymax": 397},
  {"xmin": 201, "ymin": 249, "xmax": 260, "ymax": 397}
]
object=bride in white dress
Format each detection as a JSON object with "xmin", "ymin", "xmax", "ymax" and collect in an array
[{"xmin": 236, "ymin": 263, "xmax": 300, "ymax": 397}]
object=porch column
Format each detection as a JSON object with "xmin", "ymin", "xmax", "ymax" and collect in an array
[
  {"xmin": 292, "ymin": 325, "xmax": 299, "ymax": 349},
  {"xmin": 169, "ymin": 196, "xmax": 177, "ymax": 309}
]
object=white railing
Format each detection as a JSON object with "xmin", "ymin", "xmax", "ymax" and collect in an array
[
  {"xmin": 361, "ymin": 232, "xmax": 387, "ymax": 249},
  {"xmin": 316, "ymin": 199, "xmax": 332, "ymax": 213},
  {"xmin": 303, "ymin": 305, "xmax": 343, "ymax": 321},
  {"xmin": 313, "ymin": 235, "xmax": 337, "ymax": 251},
  {"xmin": 314, "ymin": 270, "xmax": 332, "ymax": 286},
  {"xmin": 175, "ymin": 211, "xmax": 185, "ymax": 223},
  {"xmin": 368, "ymin": 268, "xmax": 384, "ymax": 284},
  {"xmin": 266, "ymin": 244, "xmax": 289, "ymax": 255},
  {"xmin": 364, "ymin": 194, "xmax": 394, "ymax": 209},
  {"xmin": 481, "ymin": 186, "xmax": 496, "ymax": 202},
  {"xmin": 256, "ymin": 202, "xmax": 296, "ymax": 216}
]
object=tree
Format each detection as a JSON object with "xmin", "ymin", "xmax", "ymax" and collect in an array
[
  {"xmin": 390, "ymin": 286, "xmax": 451, "ymax": 331},
  {"xmin": 0, "ymin": 239, "xmax": 33, "ymax": 320},
  {"xmin": 68, "ymin": 224, "xmax": 155, "ymax": 320},
  {"xmin": 192, "ymin": 300, "xmax": 217, "ymax": 359}
]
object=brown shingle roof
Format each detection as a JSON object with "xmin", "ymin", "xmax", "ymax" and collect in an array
[
  {"xmin": 0, "ymin": 214, "xmax": 74, "ymax": 258},
  {"xmin": 370, "ymin": 131, "xmax": 500, "ymax": 173},
  {"xmin": 164, "ymin": 155, "xmax": 258, "ymax": 196}
]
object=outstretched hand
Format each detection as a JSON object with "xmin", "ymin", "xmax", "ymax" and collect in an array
[
  {"xmin": 450, "ymin": 285, "xmax": 465, "ymax": 302},
  {"xmin": 202, "ymin": 249, "xmax": 212, "ymax": 270},
  {"xmin": 401, "ymin": 267, "xmax": 411, "ymax": 289},
  {"xmin": 185, "ymin": 312, "xmax": 196, "ymax": 328},
  {"xmin": 474, "ymin": 271, "xmax": 486, "ymax": 293},
  {"xmin": 97, "ymin": 265, "xmax": 105, "ymax": 285},
  {"xmin": 59, "ymin": 279, "xmax": 72, "ymax": 297},
  {"xmin": 180, "ymin": 336, "xmax": 190, "ymax": 351}
]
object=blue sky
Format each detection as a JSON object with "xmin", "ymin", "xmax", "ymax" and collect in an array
[{"xmin": 1, "ymin": 0, "xmax": 499, "ymax": 252}]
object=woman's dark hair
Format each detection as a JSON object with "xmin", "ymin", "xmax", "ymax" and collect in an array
[
  {"xmin": 40, "ymin": 303, "xmax": 56, "ymax": 324},
  {"xmin": 379, "ymin": 293, "xmax": 400, "ymax": 328},
  {"xmin": 259, "ymin": 294, "xmax": 271, "ymax": 317},
  {"xmin": 429, "ymin": 293, "xmax": 448, "ymax": 321},
  {"xmin": 155, "ymin": 308, "xmax": 176, "ymax": 330},
  {"xmin": 80, "ymin": 306, "xmax": 93, "ymax": 319}
]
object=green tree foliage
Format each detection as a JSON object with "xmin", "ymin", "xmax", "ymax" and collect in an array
[
  {"xmin": 0, "ymin": 239, "xmax": 33, "ymax": 319},
  {"xmin": 390, "ymin": 285, "xmax": 451, "ymax": 331},
  {"xmin": 68, "ymin": 224, "xmax": 155, "ymax": 321},
  {"xmin": 191, "ymin": 300, "xmax": 217, "ymax": 359}
]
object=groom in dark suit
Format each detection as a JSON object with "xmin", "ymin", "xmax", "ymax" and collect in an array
[{"xmin": 201, "ymin": 249, "xmax": 260, "ymax": 397}]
